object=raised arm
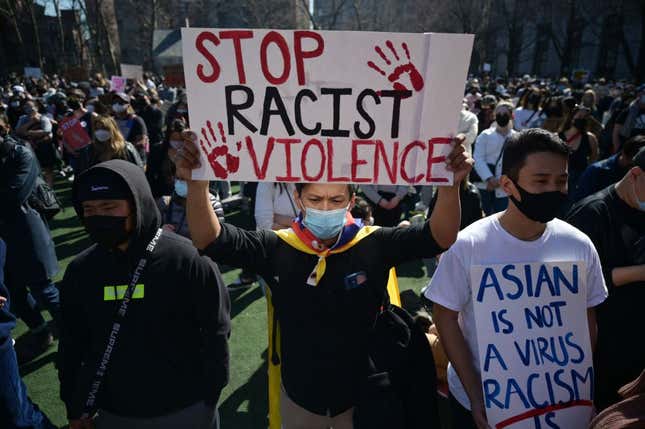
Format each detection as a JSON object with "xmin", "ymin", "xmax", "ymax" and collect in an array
[
  {"xmin": 429, "ymin": 136, "xmax": 473, "ymax": 249},
  {"xmin": 175, "ymin": 131, "xmax": 221, "ymax": 249}
]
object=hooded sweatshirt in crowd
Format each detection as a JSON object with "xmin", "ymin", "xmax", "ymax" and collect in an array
[{"xmin": 57, "ymin": 160, "xmax": 230, "ymax": 419}]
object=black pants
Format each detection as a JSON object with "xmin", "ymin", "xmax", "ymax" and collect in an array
[{"xmin": 449, "ymin": 393, "xmax": 476, "ymax": 429}]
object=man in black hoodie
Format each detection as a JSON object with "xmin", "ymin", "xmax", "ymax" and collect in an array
[{"xmin": 58, "ymin": 159, "xmax": 230, "ymax": 429}]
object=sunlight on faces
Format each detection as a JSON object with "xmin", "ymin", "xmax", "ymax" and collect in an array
[
  {"xmin": 501, "ymin": 152, "xmax": 568, "ymax": 201},
  {"xmin": 295, "ymin": 183, "xmax": 355, "ymax": 213},
  {"xmin": 82, "ymin": 199, "xmax": 134, "ymax": 232}
]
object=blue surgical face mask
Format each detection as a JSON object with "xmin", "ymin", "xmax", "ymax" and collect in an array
[
  {"xmin": 303, "ymin": 205, "xmax": 348, "ymax": 240},
  {"xmin": 174, "ymin": 180, "xmax": 188, "ymax": 198}
]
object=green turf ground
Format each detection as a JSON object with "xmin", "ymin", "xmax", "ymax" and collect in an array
[{"xmin": 17, "ymin": 179, "xmax": 442, "ymax": 428}]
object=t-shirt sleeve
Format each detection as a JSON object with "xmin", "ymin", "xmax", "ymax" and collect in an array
[
  {"xmin": 40, "ymin": 116, "xmax": 53, "ymax": 133},
  {"xmin": 201, "ymin": 222, "xmax": 276, "ymax": 276},
  {"xmin": 378, "ymin": 221, "xmax": 444, "ymax": 267},
  {"xmin": 424, "ymin": 241, "xmax": 470, "ymax": 312},
  {"xmin": 584, "ymin": 239, "xmax": 609, "ymax": 308}
]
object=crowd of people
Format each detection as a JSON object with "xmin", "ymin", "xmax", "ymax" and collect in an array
[{"xmin": 0, "ymin": 70, "xmax": 643, "ymax": 429}]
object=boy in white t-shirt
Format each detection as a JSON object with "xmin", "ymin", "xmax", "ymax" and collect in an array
[{"xmin": 425, "ymin": 129, "xmax": 608, "ymax": 429}]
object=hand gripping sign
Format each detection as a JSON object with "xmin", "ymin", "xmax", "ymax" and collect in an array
[
  {"xmin": 471, "ymin": 262, "xmax": 595, "ymax": 429},
  {"xmin": 181, "ymin": 29, "xmax": 473, "ymax": 184}
]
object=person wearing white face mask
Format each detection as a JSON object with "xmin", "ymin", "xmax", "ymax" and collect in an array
[
  {"xmin": 157, "ymin": 178, "xmax": 225, "ymax": 239},
  {"xmin": 88, "ymin": 115, "xmax": 143, "ymax": 169},
  {"xmin": 566, "ymin": 146, "xmax": 645, "ymax": 411},
  {"xmin": 175, "ymin": 129, "xmax": 473, "ymax": 429},
  {"xmin": 112, "ymin": 92, "xmax": 149, "ymax": 165}
]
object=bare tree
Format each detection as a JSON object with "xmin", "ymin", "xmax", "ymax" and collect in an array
[
  {"xmin": 51, "ymin": 0, "xmax": 66, "ymax": 53},
  {"xmin": 24, "ymin": 0, "xmax": 44, "ymax": 70}
]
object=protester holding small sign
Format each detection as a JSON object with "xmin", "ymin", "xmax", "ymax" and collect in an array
[
  {"xmin": 566, "ymin": 146, "xmax": 645, "ymax": 411},
  {"xmin": 426, "ymin": 129, "xmax": 608, "ymax": 429}
]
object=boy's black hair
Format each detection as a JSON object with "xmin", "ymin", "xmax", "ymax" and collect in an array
[
  {"xmin": 295, "ymin": 183, "xmax": 355, "ymax": 196},
  {"xmin": 501, "ymin": 129, "xmax": 570, "ymax": 182}
]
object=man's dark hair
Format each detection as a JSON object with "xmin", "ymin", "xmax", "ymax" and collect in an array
[
  {"xmin": 623, "ymin": 135, "xmax": 645, "ymax": 160},
  {"xmin": 295, "ymin": 183, "xmax": 355, "ymax": 196},
  {"xmin": 501, "ymin": 129, "xmax": 570, "ymax": 181}
]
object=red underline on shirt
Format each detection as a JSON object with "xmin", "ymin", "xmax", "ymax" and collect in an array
[{"xmin": 495, "ymin": 400, "xmax": 593, "ymax": 429}]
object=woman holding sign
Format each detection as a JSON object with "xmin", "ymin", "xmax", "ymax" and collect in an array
[
  {"xmin": 175, "ymin": 131, "xmax": 472, "ymax": 429},
  {"xmin": 425, "ymin": 129, "xmax": 608, "ymax": 429}
]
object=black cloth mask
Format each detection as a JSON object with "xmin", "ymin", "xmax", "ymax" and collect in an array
[
  {"xmin": 509, "ymin": 182, "xmax": 567, "ymax": 223},
  {"xmin": 84, "ymin": 215, "xmax": 130, "ymax": 249}
]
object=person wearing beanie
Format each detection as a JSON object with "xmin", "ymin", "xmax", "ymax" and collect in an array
[
  {"xmin": 566, "ymin": 147, "xmax": 645, "ymax": 410},
  {"xmin": 57, "ymin": 159, "xmax": 230, "ymax": 429}
]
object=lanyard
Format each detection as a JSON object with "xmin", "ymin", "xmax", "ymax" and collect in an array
[{"xmin": 80, "ymin": 228, "xmax": 163, "ymax": 419}]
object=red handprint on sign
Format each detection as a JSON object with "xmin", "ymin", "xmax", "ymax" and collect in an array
[
  {"xmin": 367, "ymin": 40, "xmax": 424, "ymax": 97},
  {"xmin": 199, "ymin": 120, "xmax": 240, "ymax": 179}
]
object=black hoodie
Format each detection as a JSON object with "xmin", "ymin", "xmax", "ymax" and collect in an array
[{"xmin": 58, "ymin": 159, "xmax": 230, "ymax": 419}]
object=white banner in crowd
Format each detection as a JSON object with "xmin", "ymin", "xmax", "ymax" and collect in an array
[
  {"xmin": 120, "ymin": 63, "xmax": 144, "ymax": 80},
  {"xmin": 181, "ymin": 28, "xmax": 473, "ymax": 183},
  {"xmin": 24, "ymin": 67, "xmax": 42, "ymax": 79},
  {"xmin": 470, "ymin": 262, "xmax": 594, "ymax": 429}
]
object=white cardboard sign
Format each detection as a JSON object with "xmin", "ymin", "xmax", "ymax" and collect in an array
[
  {"xmin": 120, "ymin": 64, "xmax": 143, "ymax": 80},
  {"xmin": 471, "ymin": 261, "xmax": 594, "ymax": 429},
  {"xmin": 181, "ymin": 28, "xmax": 473, "ymax": 183}
]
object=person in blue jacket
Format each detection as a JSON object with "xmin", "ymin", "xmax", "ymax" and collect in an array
[{"xmin": 0, "ymin": 238, "xmax": 56, "ymax": 428}]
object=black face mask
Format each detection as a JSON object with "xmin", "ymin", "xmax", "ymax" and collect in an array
[
  {"xmin": 573, "ymin": 118, "xmax": 586, "ymax": 131},
  {"xmin": 496, "ymin": 114, "xmax": 510, "ymax": 127},
  {"xmin": 84, "ymin": 215, "xmax": 130, "ymax": 249},
  {"xmin": 509, "ymin": 182, "xmax": 568, "ymax": 223}
]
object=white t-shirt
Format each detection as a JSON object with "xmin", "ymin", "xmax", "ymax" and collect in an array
[
  {"xmin": 424, "ymin": 215, "xmax": 608, "ymax": 410},
  {"xmin": 472, "ymin": 127, "xmax": 516, "ymax": 197},
  {"xmin": 513, "ymin": 107, "xmax": 541, "ymax": 130},
  {"xmin": 254, "ymin": 182, "xmax": 298, "ymax": 231}
]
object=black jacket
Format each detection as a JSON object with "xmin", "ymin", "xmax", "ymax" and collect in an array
[
  {"xmin": 58, "ymin": 160, "xmax": 230, "ymax": 419},
  {"xmin": 0, "ymin": 139, "xmax": 58, "ymax": 285},
  {"xmin": 203, "ymin": 221, "xmax": 443, "ymax": 416}
]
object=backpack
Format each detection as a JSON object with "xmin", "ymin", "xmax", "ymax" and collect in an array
[
  {"xmin": 28, "ymin": 175, "xmax": 61, "ymax": 220},
  {"xmin": 354, "ymin": 303, "xmax": 441, "ymax": 428}
]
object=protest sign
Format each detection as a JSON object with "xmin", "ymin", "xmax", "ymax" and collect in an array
[
  {"xmin": 24, "ymin": 67, "xmax": 42, "ymax": 79},
  {"xmin": 181, "ymin": 28, "xmax": 473, "ymax": 183},
  {"xmin": 471, "ymin": 261, "xmax": 594, "ymax": 429},
  {"xmin": 59, "ymin": 116, "xmax": 92, "ymax": 151},
  {"xmin": 121, "ymin": 64, "xmax": 144, "ymax": 80},
  {"xmin": 110, "ymin": 76, "xmax": 127, "ymax": 93},
  {"xmin": 164, "ymin": 64, "xmax": 185, "ymax": 87}
]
